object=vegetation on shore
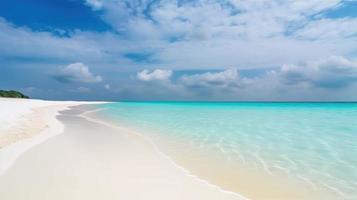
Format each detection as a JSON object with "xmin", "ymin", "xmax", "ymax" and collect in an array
[{"xmin": 0, "ymin": 90, "xmax": 29, "ymax": 99}]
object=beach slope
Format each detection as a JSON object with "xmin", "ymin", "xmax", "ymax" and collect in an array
[{"xmin": 0, "ymin": 99, "xmax": 244, "ymax": 200}]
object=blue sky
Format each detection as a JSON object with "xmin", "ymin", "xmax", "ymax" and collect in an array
[{"xmin": 1, "ymin": 0, "xmax": 357, "ymax": 101}]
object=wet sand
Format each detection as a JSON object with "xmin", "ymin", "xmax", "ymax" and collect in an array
[{"xmin": 0, "ymin": 105, "xmax": 244, "ymax": 200}]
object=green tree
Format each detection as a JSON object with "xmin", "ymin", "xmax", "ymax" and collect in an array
[{"xmin": 0, "ymin": 90, "xmax": 29, "ymax": 99}]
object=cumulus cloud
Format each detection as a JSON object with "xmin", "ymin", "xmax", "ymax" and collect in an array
[
  {"xmin": 137, "ymin": 69, "xmax": 172, "ymax": 81},
  {"xmin": 54, "ymin": 62, "xmax": 103, "ymax": 83},
  {"xmin": 75, "ymin": 0, "xmax": 357, "ymax": 69},
  {"xmin": 180, "ymin": 68, "xmax": 245, "ymax": 88},
  {"xmin": 279, "ymin": 56, "xmax": 357, "ymax": 88},
  {"xmin": 131, "ymin": 56, "xmax": 357, "ymax": 100},
  {"xmin": 85, "ymin": 0, "xmax": 103, "ymax": 10},
  {"xmin": 133, "ymin": 68, "xmax": 259, "ymax": 99},
  {"xmin": 2, "ymin": 1, "xmax": 357, "ymax": 101},
  {"xmin": 94, "ymin": 0, "xmax": 344, "ymax": 40},
  {"xmin": 2, "ymin": 0, "xmax": 357, "ymax": 71}
]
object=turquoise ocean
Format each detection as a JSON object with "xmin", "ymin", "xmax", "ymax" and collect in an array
[{"xmin": 97, "ymin": 102, "xmax": 357, "ymax": 199}]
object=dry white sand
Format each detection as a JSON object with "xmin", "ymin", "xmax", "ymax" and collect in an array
[
  {"xmin": 0, "ymin": 98, "xmax": 104, "ymax": 174},
  {"xmin": 0, "ymin": 99, "xmax": 246, "ymax": 200},
  {"xmin": 0, "ymin": 98, "xmax": 70, "ymax": 133}
]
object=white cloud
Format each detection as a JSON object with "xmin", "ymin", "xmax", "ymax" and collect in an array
[
  {"xmin": 134, "ymin": 68, "xmax": 257, "ymax": 99},
  {"xmin": 0, "ymin": 18, "xmax": 74, "ymax": 59},
  {"xmin": 2, "ymin": 0, "xmax": 357, "ymax": 71},
  {"xmin": 295, "ymin": 18, "xmax": 357, "ymax": 40},
  {"xmin": 55, "ymin": 62, "xmax": 103, "ymax": 83},
  {"xmin": 3, "ymin": 1, "xmax": 357, "ymax": 101},
  {"xmin": 75, "ymin": 0, "xmax": 357, "ymax": 70},
  {"xmin": 0, "ymin": 17, "xmax": 143, "ymax": 67},
  {"xmin": 278, "ymin": 56, "xmax": 357, "ymax": 88},
  {"xmin": 180, "ymin": 68, "xmax": 243, "ymax": 88},
  {"xmin": 130, "ymin": 56, "xmax": 357, "ymax": 100},
  {"xmin": 95, "ymin": 0, "xmax": 344, "ymax": 40},
  {"xmin": 137, "ymin": 69, "xmax": 173, "ymax": 81},
  {"xmin": 85, "ymin": 0, "xmax": 103, "ymax": 10}
]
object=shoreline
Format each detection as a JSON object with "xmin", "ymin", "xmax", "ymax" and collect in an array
[
  {"xmin": 0, "ymin": 99, "xmax": 344, "ymax": 199},
  {"xmin": 91, "ymin": 105, "xmax": 339, "ymax": 200},
  {"xmin": 0, "ymin": 100, "xmax": 245, "ymax": 200},
  {"xmin": 80, "ymin": 105, "xmax": 249, "ymax": 200}
]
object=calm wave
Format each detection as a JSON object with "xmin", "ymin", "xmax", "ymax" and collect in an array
[{"xmin": 98, "ymin": 102, "xmax": 357, "ymax": 199}]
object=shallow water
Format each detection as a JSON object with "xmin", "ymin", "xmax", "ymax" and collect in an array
[{"xmin": 98, "ymin": 102, "xmax": 357, "ymax": 199}]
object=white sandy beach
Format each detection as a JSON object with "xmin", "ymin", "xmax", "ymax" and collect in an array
[{"xmin": 0, "ymin": 98, "xmax": 245, "ymax": 200}]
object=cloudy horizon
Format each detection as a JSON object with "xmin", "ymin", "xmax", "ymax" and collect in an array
[{"xmin": 1, "ymin": 0, "xmax": 357, "ymax": 101}]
